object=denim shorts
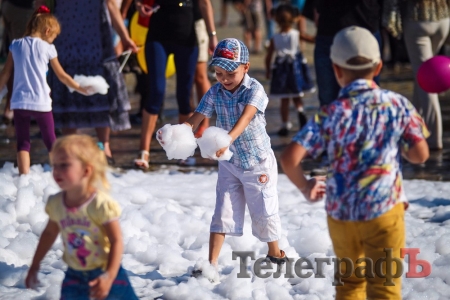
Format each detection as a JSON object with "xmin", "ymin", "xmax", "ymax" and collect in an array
[{"xmin": 60, "ymin": 266, "xmax": 138, "ymax": 300}]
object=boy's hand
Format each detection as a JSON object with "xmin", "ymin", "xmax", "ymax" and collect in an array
[
  {"xmin": 89, "ymin": 272, "xmax": 114, "ymax": 300},
  {"xmin": 156, "ymin": 123, "xmax": 192, "ymax": 146},
  {"xmin": 265, "ymin": 70, "xmax": 271, "ymax": 79},
  {"xmin": 302, "ymin": 176, "xmax": 326, "ymax": 202},
  {"xmin": 215, "ymin": 146, "xmax": 229, "ymax": 158},
  {"xmin": 25, "ymin": 267, "xmax": 39, "ymax": 290}
]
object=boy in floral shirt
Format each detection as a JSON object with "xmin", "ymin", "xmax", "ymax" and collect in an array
[{"xmin": 281, "ymin": 26, "xmax": 430, "ymax": 300}]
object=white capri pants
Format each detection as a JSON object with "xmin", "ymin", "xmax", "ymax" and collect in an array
[{"xmin": 210, "ymin": 150, "xmax": 281, "ymax": 242}]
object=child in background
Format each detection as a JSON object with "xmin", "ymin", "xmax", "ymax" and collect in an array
[
  {"xmin": 0, "ymin": 6, "xmax": 90, "ymax": 175},
  {"xmin": 158, "ymin": 38, "xmax": 287, "ymax": 279},
  {"xmin": 25, "ymin": 134, "xmax": 138, "ymax": 300},
  {"xmin": 265, "ymin": 3, "xmax": 315, "ymax": 136},
  {"xmin": 281, "ymin": 26, "xmax": 430, "ymax": 299}
]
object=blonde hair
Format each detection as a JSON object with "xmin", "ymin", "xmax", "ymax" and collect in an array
[
  {"xmin": 51, "ymin": 134, "xmax": 110, "ymax": 190},
  {"xmin": 24, "ymin": 9, "xmax": 61, "ymax": 37}
]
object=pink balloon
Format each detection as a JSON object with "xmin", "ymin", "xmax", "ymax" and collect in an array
[{"xmin": 417, "ymin": 55, "xmax": 450, "ymax": 93}]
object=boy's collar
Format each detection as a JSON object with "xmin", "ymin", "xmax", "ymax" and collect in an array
[
  {"xmin": 241, "ymin": 73, "xmax": 251, "ymax": 88},
  {"xmin": 338, "ymin": 79, "xmax": 378, "ymax": 98}
]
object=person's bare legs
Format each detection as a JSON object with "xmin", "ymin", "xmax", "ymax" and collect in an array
[
  {"xmin": 3, "ymin": 74, "xmax": 14, "ymax": 123},
  {"xmin": 219, "ymin": 0, "xmax": 228, "ymax": 27},
  {"xmin": 209, "ymin": 232, "xmax": 226, "ymax": 266},
  {"xmin": 267, "ymin": 241, "xmax": 283, "ymax": 257},
  {"xmin": 17, "ymin": 151, "xmax": 30, "ymax": 175},
  {"xmin": 244, "ymin": 30, "xmax": 252, "ymax": 51},
  {"xmin": 194, "ymin": 62, "xmax": 211, "ymax": 135},
  {"xmin": 95, "ymin": 127, "xmax": 112, "ymax": 157},
  {"xmin": 253, "ymin": 29, "xmax": 262, "ymax": 53},
  {"xmin": 292, "ymin": 96, "xmax": 304, "ymax": 110},
  {"xmin": 280, "ymin": 98, "xmax": 290, "ymax": 124},
  {"xmin": 179, "ymin": 113, "xmax": 191, "ymax": 124},
  {"xmin": 137, "ymin": 110, "xmax": 159, "ymax": 166},
  {"xmin": 293, "ymin": 96, "xmax": 307, "ymax": 129}
]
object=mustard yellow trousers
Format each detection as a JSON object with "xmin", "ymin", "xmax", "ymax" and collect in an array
[{"xmin": 327, "ymin": 203, "xmax": 405, "ymax": 300}]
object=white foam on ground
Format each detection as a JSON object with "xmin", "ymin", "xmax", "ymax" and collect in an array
[{"xmin": 0, "ymin": 164, "xmax": 449, "ymax": 299}]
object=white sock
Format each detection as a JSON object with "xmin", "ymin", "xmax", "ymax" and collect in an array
[{"xmin": 282, "ymin": 122, "xmax": 293, "ymax": 129}]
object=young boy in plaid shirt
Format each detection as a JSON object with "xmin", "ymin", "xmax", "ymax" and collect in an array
[
  {"xmin": 169, "ymin": 38, "xmax": 287, "ymax": 275},
  {"xmin": 281, "ymin": 26, "xmax": 430, "ymax": 299}
]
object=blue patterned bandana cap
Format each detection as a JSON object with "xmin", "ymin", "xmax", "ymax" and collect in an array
[{"xmin": 210, "ymin": 38, "xmax": 249, "ymax": 72}]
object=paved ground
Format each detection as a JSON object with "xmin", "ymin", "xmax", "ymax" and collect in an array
[{"xmin": 1, "ymin": 1, "xmax": 450, "ymax": 180}]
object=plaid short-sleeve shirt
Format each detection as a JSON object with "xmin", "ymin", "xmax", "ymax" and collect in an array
[
  {"xmin": 195, "ymin": 74, "xmax": 271, "ymax": 169},
  {"xmin": 293, "ymin": 79, "xmax": 430, "ymax": 221}
]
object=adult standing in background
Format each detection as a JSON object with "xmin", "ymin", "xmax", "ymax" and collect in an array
[
  {"xmin": 38, "ymin": 0, "xmax": 138, "ymax": 164},
  {"xmin": 402, "ymin": 0, "xmax": 449, "ymax": 150},
  {"xmin": 1, "ymin": 0, "xmax": 34, "ymax": 124},
  {"xmin": 134, "ymin": 0, "xmax": 217, "ymax": 170},
  {"xmin": 191, "ymin": 0, "xmax": 212, "ymax": 139},
  {"xmin": 313, "ymin": 0, "xmax": 382, "ymax": 107}
]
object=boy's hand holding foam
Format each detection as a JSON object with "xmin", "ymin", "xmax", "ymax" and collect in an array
[
  {"xmin": 197, "ymin": 127, "xmax": 233, "ymax": 161},
  {"xmin": 156, "ymin": 123, "xmax": 198, "ymax": 160}
]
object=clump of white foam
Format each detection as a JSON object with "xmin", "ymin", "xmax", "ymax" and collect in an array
[
  {"xmin": 68, "ymin": 75, "xmax": 109, "ymax": 95},
  {"xmin": 196, "ymin": 127, "xmax": 233, "ymax": 161},
  {"xmin": 156, "ymin": 124, "xmax": 198, "ymax": 160},
  {"xmin": 1, "ymin": 165, "xmax": 450, "ymax": 299}
]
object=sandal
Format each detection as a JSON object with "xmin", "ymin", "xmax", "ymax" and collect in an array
[
  {"xmin": 134, "ymin": 150, "xmax": 149, "ymax": 170},
  {"xmin": 265, "ymin": 250, "xmax": 289, "ymax": 265}
]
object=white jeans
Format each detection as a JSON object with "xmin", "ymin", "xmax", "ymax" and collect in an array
[
  {"xmin": 211, "ymin": 150, "xmax": 281, "ymax": 242},
  {"xmin": 403, "ymin": 18, "xmax": 450, "ymax": 149}
]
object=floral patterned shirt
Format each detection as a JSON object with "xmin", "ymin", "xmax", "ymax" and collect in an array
[{"xmin": 293, "ymin": 79, "xmax": 429, "ymax": 221}]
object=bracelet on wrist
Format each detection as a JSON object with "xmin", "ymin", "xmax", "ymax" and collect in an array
[{"xmin": 208, "ymin": 31, "xmax": 217, "ymax": 37}]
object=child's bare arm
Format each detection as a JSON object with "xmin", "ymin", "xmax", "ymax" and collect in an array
[
  {"xmin": 0, "ymin": 53, "xmax": 13, "ymax": 91},
  {"xmin": 281, "ymin": 142, "xmax": 310, "ymax": 192},
  {"xmin": 26, "ymin": 220, "xmax": 60, "ymax": 288},
  {"xmin": 49, "ymin": 57, "xmax": 90, "ymax": 95},
  {"xmin": 281, "ymin": 142, "xmax": 326, "ymax": 201},
  {"xmin": 298, "ymin": 15, "xmax": 315, "ymax": 43},
  {"xmin": 229, "ymin": 105, "xmax": 257, "ymax": 142},
  {"xmin": 215, "ymin": 105, "xmax": 257, "ymax": 157},
  {"xmin": 402, "ymin": 139, "xmax": 429, "ymax": 164},
  {"xmin": 184, "ymin": 112, "xmax": 207, "ymax": 131},
  {"xmin": 89, "ymin": 220, "xmax": 123, "ymax": 300},
  {"xmin": 265, "ymin": 40, "xmax": 274, "ymax": 79}
]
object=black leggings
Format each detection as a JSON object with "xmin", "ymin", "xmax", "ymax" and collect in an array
[{"xmin": 144, "ymin": 40, "xmax": 199, "ymax": 115}]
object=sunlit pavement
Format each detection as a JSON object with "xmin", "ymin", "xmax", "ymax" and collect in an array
[{"xmin": 1, "ymin": 0, "xmax": 450, "ymax": 180}]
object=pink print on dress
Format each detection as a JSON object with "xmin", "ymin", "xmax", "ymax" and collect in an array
[{"xmin": 67, "ymin": 231, "xmax": 91, "ymax": 267}]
